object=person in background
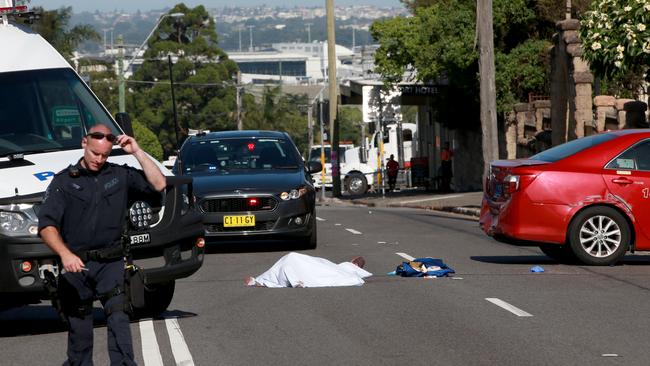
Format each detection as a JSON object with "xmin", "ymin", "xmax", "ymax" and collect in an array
[
  {"xmin": 440, "ymin": 141, "xmax": 453, "ymax": 192},
  {"xmin": 386, "ymin": 154, "xmax": 399, "ymax": 192}
]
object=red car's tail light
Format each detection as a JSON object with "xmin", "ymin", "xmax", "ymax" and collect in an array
[{"xmin": 504, "ymin": 175, "xmax": 520, "ymax": 194}]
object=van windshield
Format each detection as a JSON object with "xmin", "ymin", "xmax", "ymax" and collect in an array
[{"xmin": 0, "ymin": 68, "xmax": 119, "ymax": 157}]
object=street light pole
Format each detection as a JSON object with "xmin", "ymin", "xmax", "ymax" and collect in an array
[
  {"xmin": 118, "ymin": 12, "xmax": 184, "ymax": 113},
  {"xmin": 168, "ymin": 54, "xmax": 180, "ymax": 149}
]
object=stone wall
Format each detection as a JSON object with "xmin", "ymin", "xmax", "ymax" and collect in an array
[
  {"xmin": 508, "ymin": 96, "xmax": 648, "ymax": 158},
  {"xmin": 505, "ymin": 18, "xmax": 649, "ymax": 159}
]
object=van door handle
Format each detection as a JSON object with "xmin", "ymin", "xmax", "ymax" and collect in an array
[{"xmin": 612, "ymin": 177, "xmax": 633, "ymax": 185}]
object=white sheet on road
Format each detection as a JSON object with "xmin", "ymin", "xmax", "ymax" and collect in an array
[{"xmin": 252, "ymin": 252, "xmax": 372, "ymax": 288}]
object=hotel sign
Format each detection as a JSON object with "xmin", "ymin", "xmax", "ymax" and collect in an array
[{"xmin": 399, "ymin": 85, "xmax": 440, "ymax": 96}]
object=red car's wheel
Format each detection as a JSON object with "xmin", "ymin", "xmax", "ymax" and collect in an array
[{"xmin": 568, "ymin": 206, "xmax": 630, "ymax": 266}]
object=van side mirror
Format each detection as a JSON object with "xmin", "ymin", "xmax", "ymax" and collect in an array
[
  {"xmin": 115, "ymin": 112, "xmax": 134, "ymax": 136},
  {"xmin": 306, "ymin": 161, "xmax": 322, "ymax": 174}
]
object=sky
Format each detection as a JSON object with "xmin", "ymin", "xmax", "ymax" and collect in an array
[{"xmin": 29, "ymin": 0, "xmax": 403, "ymax": 13}]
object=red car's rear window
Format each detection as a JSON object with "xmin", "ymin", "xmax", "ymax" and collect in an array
[{"xmin": 530, "ymin": 134, "xmax": 617, "ymax": 163}]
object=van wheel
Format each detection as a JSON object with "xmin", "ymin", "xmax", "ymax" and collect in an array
[
  {"xmin": 132, "ymin": 281, "xmax": 175, "ymax": 319},
  {"xmin": 346, "ymin": 173, "xmax": 367, "ymax": 195},
  {"xmin": 568, "ymin": 206, "xmax": 630, "ymax": 266}
]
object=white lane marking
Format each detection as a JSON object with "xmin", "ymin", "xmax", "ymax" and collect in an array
[
  {"xmin": 345, "ymin": 228, "xmax": 362, "ymax": 235},
  {"xmin": 395, "ymin": 252, "xmax": 415, "ymax": 261},
  {"xmin": 602, "ymin": 354, "xmax": 619, "ymax": 357},
  {"xmin": 316, "ymin": 217, "xmax": 326, "ymax": 221},
  {"xmin": 139, "ymin": 320, "xmax": 164, "ymax": 366},
  {"xmin": 165, "ymin": 317, "xmax": 195, "ymax": 366},
  {"xmin": 378, "ymin": 241, "xmax": 387, "ymax": 244},
  {"xmin": 400, "ymin": 194, "xmax": 464, "ymax": 204},
  {"xmin": 335, "ymin": 223, "xmax": 342, "ymax": 226},
  {"xmin": 485, "ymin": 298, "xmax": 533, "ymax": 317}
]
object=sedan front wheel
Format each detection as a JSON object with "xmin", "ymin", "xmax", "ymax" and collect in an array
[{"xmin": 568, "ymin": 206, "xmax": 630, "ymax": 266}]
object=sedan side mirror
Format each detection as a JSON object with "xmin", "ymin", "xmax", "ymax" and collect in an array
[{"xmin": 306, "ymin": 161, "xmax": 322, "ymax": 174}]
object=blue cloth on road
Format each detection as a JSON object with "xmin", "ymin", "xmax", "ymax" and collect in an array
[{"xmin": 395, "ymin": 257, "xmax": 455, "ymax": 277}]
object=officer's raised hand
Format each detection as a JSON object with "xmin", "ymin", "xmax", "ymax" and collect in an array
[{"xmin": 116, "ymin": 134, "xmax": 141, "ymax": 155}]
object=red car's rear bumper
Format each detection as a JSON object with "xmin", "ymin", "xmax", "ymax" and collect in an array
[{"xmin": 479, "ymin": 192, "xmax": 571, "ymax": 244}]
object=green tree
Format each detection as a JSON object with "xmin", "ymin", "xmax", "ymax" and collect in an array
[
  {"xmin": 579, "ymin": 0, "xmax": 650, "ymax": 95},
  {"xmin": 372, "ymin": 0, "xmax": 554, "ymax": 116},
  {"xmin": 130, "ymin": 4, "xmax": 239, "ymax": 155},
  {"xmin": 22, "ymin": 7, "xmax": 99, "ymax": 62},
  {"xmin": 132, "ymin": 120, "xmax": 164, "ymax": 161},
  {"xmin": 338, "ymin": 107, "xmax": 363, "ymax": 146}
]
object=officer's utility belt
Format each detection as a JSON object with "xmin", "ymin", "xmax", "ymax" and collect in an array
[{"xmin": 74, "ymin": 244, "xmax": 123, "ymax": 262}]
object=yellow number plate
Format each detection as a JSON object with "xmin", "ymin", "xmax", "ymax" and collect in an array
[{"xmin": 223, "ymin": 215, "xmax": 256, "ymax": 227}]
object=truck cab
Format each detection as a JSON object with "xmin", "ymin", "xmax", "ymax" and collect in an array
[
  {"xmin": 0, "ymin": 7, "xmax": 204, "ymax": 316},
  {"xmin": 315, "ymin": 123, "xmax": 417, "ymax": 195}
]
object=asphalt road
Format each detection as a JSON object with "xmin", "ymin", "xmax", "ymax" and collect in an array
[{"xmin": 3, "ymin": 205, "xmax": 650, "ymax": 365}]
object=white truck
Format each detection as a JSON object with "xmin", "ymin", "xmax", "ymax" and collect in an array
[
  {"xmin": 0, "ymin": 5, "xmax": 205, "ymax": 316},
  {"xmin": 308, "ymin": 143, "xmax": 354, "ymax": 189},
  {"xmin": 310, "ymin": 122, "xmax": 417, "ymax": 195}
]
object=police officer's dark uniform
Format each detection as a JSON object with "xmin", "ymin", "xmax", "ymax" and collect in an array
[{"xmin": 38, "ymin": 158, "xmax": 158, "ymax": 366}]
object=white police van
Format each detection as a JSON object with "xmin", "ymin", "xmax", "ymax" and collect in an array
[{"xmin": 0, "ymin": 4, "xmax": 204, "ymax": 316}]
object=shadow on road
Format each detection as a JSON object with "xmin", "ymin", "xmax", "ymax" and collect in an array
[
  {"xmin": 618, "ymin": 255, "xmax": 650, "ymax": 265},
  {"xmin": 0, "ymin": 306, "xmax": 198, "ymax": 337},
  {"xmin": 471, "ymin": 255, "xmax": 559, "ymax": 265},
  {"xmin": 472, "ymin": 254, "xmax": 650, "ymax": 266},
  {"xmin": 204, "ymin": 239, "xmax": 307, "ymax": 254}
]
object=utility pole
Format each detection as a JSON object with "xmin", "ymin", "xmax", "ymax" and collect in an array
[
  {"xmin": 117, "ymin": 36, "xmax": 125, "ymax": 113},
  {"xmin": 308, "ymin": 104, "xmax": 314, "ymax": 150},
  {"xmin": 477, "ymin": 0, "xmax": 499, "ymax": 182},
  {"xmin": 168, "ymin": 54, "xmax": 180, "ymax": 149},
  {"xmin": 326, "ymin": 0, "xmax": 341, "ymax": 197},
  {"xmin": 319, "ymin": 92, "xmax": 326, "ymax": 201},
  {"xmin": 236, "ymin": 71, "xmax": 243, "ymax": 130}
]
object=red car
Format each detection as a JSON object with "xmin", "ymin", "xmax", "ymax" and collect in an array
[{"xmin": 480, "ymin": 129, "xmax": 650, "ymax": 265}]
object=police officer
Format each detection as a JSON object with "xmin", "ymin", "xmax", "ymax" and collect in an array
[{"xmin": 38, "ymin": 123, "xmax": 166, "ymax": 366}]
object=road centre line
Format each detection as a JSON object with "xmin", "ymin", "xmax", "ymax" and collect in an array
[
  {"xmin": 399, "ymin": 194, "xmax": 464, "ymax": 204},
  {"xmin": 485, "ymin": 298, "xmax": 533, "ymax": 317},
  {"xmin": 165, "ymin": 317, "xmax": 195, "ymax": 366},
  {"xmin": 139, "ymin": 320, "xmax": 164, "ymax": 366},
  {"xmin": 395, "ymin": 252, "xmax": 415, "ymax": 261},
  {"xmin": 345, "ymin": 228, "xmax": 362, "ymax": 235}
]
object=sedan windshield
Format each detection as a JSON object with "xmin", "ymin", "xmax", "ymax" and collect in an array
[
  {"xmin": 180, "ymin": 137, "xmax": 301, "ymax": 173},
  {"xmin": 530, "ymin": 133, "xmax": 617, "ymax": 162}
]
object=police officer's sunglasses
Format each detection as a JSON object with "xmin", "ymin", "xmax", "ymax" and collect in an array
[{"xmin": 86, "ymin": 131, "xmax": 117, "ymax": 143}]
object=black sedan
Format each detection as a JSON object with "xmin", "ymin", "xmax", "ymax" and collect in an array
[{"xmin": 173, "ymin": 130, "xmax": 322, "ymax": 248}]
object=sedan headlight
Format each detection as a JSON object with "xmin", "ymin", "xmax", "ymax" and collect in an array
[
  {"xmin": 0, "ymin": 204, "xmax": 39, "ymax": 237},
  {"xmin": 280, "ymin": 187, "xmax": 309, "ymax": 201}
]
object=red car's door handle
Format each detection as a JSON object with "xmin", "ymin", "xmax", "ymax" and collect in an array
[{"xmin": 612, "ymin": 177, "xmax": 633, "ymax": 185}]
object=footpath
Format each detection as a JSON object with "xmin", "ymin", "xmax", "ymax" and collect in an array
[{"xmin": 317, "ymin": 188, "xmax": 483, "ymax": 220}]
